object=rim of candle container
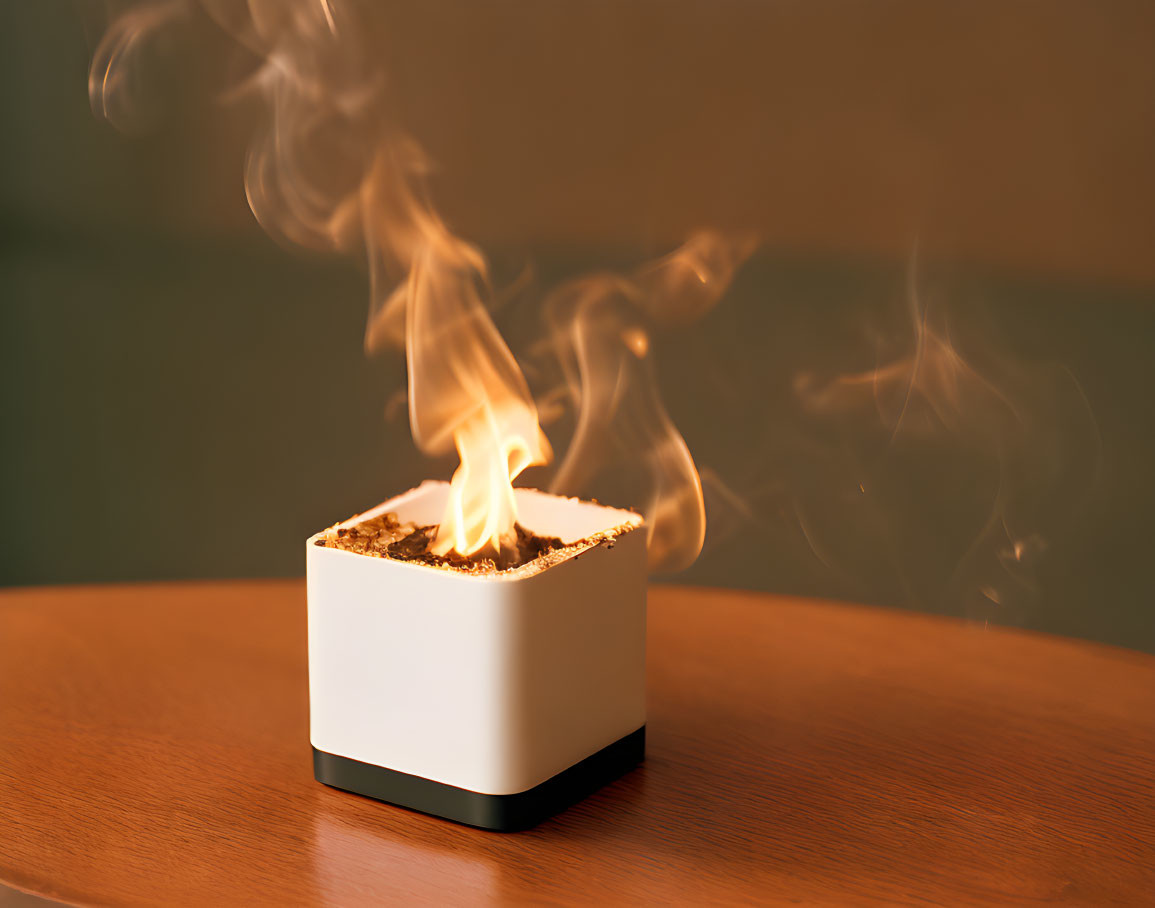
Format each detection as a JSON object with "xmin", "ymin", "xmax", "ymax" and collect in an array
[{"xmin": 308, "ymin": 481, "xmax": 644, "ymax": 583}]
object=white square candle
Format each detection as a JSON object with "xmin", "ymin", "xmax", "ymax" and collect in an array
[{"xmin": 306, "ymin": 480, "xmax": 647, "ymax": 830}]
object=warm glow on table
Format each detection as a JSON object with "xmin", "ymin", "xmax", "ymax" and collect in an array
[{"xmin": 1, "ymin": 582, "xmax": 1152, "ymax": 904}]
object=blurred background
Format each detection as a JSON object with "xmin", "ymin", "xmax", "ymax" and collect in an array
[{"xmin": 2, "ymin": 1, "xmax": 1153, "ymax": 651}]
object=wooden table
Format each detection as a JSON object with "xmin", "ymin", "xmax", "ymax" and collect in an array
[{"xmin": 1, "ymin": 582, "xmax": 1152, "ymax": 905}]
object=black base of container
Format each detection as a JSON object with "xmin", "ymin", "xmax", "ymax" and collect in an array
[{"xmin": 313, "ymin": 726, "xmax": 645, "ymax": 832}]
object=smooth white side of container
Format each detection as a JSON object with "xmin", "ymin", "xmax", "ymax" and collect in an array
[{"xmin": 306, "ymin": 482, "xmax": 647, "ymax": 796}]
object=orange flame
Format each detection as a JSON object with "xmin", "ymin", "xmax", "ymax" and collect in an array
[
  {"xmin": 355, "ymin": 147, "xmax": 552, "ymax": 558},
  {"xmin": 88, "ymin": 2, "xmax": 749, "ymax": 568},
  {"xmin": 401, "ymin": 231, "xmax": 551, "ymax": 559}
]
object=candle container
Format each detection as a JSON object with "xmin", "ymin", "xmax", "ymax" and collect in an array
[{"xmin": 306, "ymin": 481, "xmax": 647, "ymax": 831}]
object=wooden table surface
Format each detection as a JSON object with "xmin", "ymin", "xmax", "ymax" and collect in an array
[{"xmin": 1, "ymin": 581, "xmax": 1152, "ymax": 906}]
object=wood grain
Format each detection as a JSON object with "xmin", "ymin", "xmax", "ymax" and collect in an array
[{"xmin": 1, "ymin": 581, "xmax": 1152, "ymax": 906}]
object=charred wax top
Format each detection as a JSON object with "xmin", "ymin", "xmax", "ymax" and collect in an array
[{"xmin": 314, "ymin": 510, "xmax": 636, "ymax": 576}]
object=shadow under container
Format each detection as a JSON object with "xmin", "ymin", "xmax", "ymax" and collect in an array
[{"xmin": 306, "ymin": 480, "xmax": 647, "ymax": 831}]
